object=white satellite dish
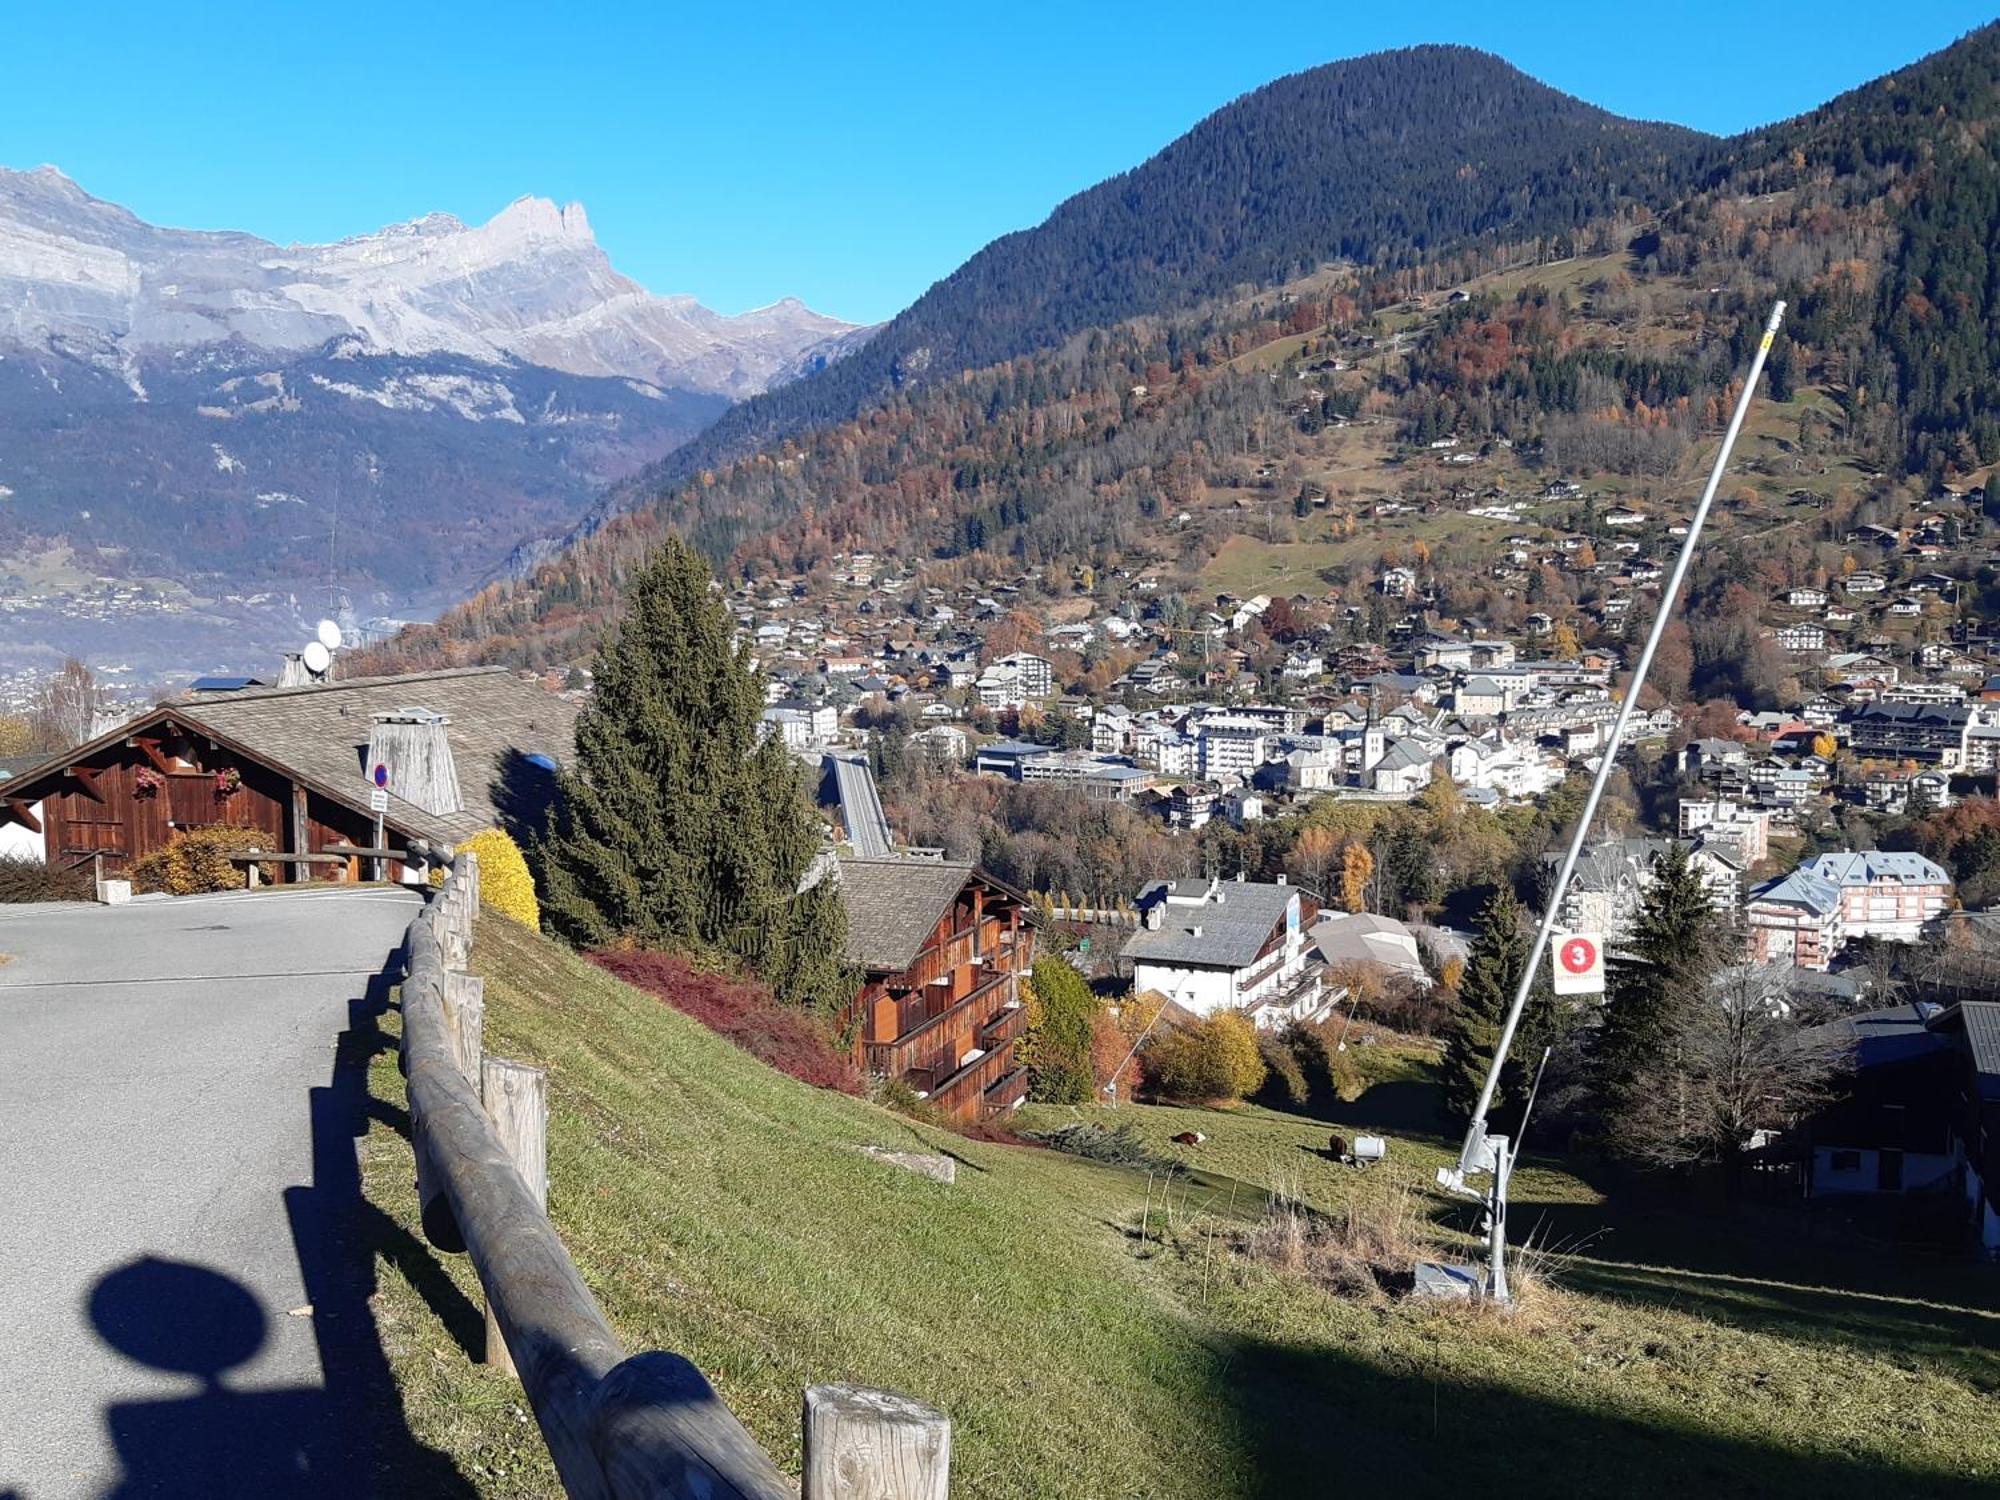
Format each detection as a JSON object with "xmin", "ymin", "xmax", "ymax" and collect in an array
[
  {"xmin": 316, "ymin": 619, "xmax": 344, "ymax": 651},
  {"xmin": 302, "ymin": 640, "xmax": 332, "ymax": 675}
]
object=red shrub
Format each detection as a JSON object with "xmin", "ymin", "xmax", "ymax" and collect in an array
[{"xmin": 589, "ymin": 949, "xmax": 864, "ymax": 1095}]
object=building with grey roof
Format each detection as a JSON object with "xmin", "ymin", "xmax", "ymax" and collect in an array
[
  {"xmin": 1121, "ymin": 875, "xmax": 1328, "ymax": 1029},
  {"xmin": 1800, "ymin": 851, "xmax": 1953, "ymax": 942}
]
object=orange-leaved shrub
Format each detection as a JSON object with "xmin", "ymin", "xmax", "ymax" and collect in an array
[{"xmin": 589, "ymin": 948, "xmax": 863, "ymax": 1094}]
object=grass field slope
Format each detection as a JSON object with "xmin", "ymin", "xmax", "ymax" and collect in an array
[{"xmin": 359, "ymin": 917, "xmax": 2000, "ymax": 1498}]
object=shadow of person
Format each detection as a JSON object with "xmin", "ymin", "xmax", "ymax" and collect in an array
[
  {"xmin": 91, "ymin": 1256, "xmax": 338, "ymax": 1497},
  {"xmin": 90, "ymin": 956, "xmax": 478, "ymax": 1499}
]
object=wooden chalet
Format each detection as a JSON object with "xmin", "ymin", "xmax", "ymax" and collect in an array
[
  {"xmin": 839, "ymin": 857, "xmax": 1036, "ymax": 1120},
  {"xmin": 0, "ymin": 668, "xmax": 576, "ymax": 882}
]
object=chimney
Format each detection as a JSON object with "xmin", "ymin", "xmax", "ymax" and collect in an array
[
  {"xmin": 368, "ymin": 709, "xmax": 462, "ymax": 817},
  {"xmin": 1190, "ymin": 925, "xmax": 1203, "ymax": 938},
  {"xmin": 277, "ymin": 652, "xmax": 311, "ymax": 688}
]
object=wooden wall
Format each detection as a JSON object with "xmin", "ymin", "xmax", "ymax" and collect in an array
[{"xmin": 28, "ymin": 724, "xmax": 379, "ymax": 880}]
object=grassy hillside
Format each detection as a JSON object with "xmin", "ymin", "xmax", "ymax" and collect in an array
[{"xmin": 358, "ymin": 917, "xmax": 2000, "ymax": 1498}]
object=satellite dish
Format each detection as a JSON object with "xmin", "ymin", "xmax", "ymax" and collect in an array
[
  {"xmin": 302, "ymin": 640, "xmax": 332, "ymax": 675},
  {"xmin": 316, "ymin": 619, "xmax": 344, "ymax": 650}
]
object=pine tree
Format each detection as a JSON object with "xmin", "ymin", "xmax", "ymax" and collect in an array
[
  {"xmin": 538, "ymin": 536, "xmax": 849, "ymax": 1011},
  {"xmin": 1438, "ymin": 885, "xmax": 1546, "ymax": 1123},
  {"xmin": 1594, "ymin": 843, "xmax": 1722, "ymax": 1153}
]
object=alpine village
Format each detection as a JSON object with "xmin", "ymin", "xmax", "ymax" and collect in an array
[{"xmin": 6, "ymin": 19, "xmax": 2000, "ymax": 1500}]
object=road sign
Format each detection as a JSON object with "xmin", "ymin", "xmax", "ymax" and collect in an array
[
  {"xmin": 372, "ymin": 763, "xmax": 389, "ymax": 788},
  {"xmin": 1552, "ymin": 932, "xmax": 1605, "ymax": 996},
  {"xmin": 368, "ymin": 788, "xmax": 389, "ymax": 813}
]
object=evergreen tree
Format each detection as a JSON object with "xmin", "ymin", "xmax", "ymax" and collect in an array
[
  {"xmin": 1594, "ymin": 843, "xmax": 1723, "ymax": 1154},
  {"xmin": 1438, "ymin": 885, "xmax": 1548, "ymax": 1122},
  {"xmin": 538, "ymin": 536, "xmax": 849, "ymax": 1011},
  {"xmin": 1022, "ymin": 957, "xmax": 1100, "ymax": 1104}
]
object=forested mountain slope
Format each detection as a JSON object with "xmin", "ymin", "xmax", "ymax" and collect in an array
[
  {"xmin": 361, "ymin": 26, "xmax": 2000, "ymax": 675},
  {"xmin": 607, "ymin": 46, "xmax": 1714, "ymax": 501}
]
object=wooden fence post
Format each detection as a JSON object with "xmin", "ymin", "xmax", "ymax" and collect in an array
[
  {"xmin": 480, "ymin": 1057, "xmax": 548, "ymax": 1376},
  {"xmin": 802, "ymin": 1384, "xmax": 950, "ymax": 1500},
  {"xmin": 443, "ymin": 973, "xmax": 485, "ymax": 1090},
  {"xmin": 461, "ymin": 850, "xmax": 482, "ymax": 911}
]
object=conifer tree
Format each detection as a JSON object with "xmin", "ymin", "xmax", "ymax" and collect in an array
[
  {"xmin": 1438, "ymin": 885, "xmax": 1549, "ymax": 1123},
  {"xmin": 538, "ymin": 536, "xmax": 849, "ymax": 1011},
  {"xmin": 1594, "ymin": 843, "xmax": 1722, "ymax": 1152}
]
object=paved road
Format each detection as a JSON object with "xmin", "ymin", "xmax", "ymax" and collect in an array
[{"xmin": 0, "ymin": 886, "xmax": 452, "ymax": 1499}]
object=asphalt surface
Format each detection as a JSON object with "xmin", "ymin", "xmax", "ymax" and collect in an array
[{"xmin": 0, "ymin": 886, "xmax": 433, "ymax": 1499}]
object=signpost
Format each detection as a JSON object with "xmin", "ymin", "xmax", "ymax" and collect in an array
[
  {"xmin": 1552, "ymin": 932, "xmax": 1605, "ymax": 996},
  {"xmin": 369, "ymin": 773, "xmax": 389, "ymax": 882}
]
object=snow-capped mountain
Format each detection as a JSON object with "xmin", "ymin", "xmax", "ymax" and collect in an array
[
  {"xmin": 0, "ymin": 167, "xmax": 871, "ymax": 681},
  {"xmin": 0, "ymin": 166, "xmax": 865, "ymax": 398}
]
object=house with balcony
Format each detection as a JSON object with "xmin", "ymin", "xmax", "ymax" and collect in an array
[
  {"xmin": 838, "ymin": 857, "xmax": 1036, "ymax": 1121},
  {"xmin": 1120, "ymin": 875, "xmax": 1328, "ymax": 1029}
]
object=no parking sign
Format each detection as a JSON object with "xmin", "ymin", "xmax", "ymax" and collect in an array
[{"xmin": 1553, "ymin": 932, "xmax": 1605, "ymax": 996}]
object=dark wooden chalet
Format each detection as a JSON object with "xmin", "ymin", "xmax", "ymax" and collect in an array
[
  {"xmin": 0, "ymin": 668, "xmax": 576, "ymax": 881},
  {"xmin": 839, "ymin": 856, "xmax": 1036, "ymax": 1120}
]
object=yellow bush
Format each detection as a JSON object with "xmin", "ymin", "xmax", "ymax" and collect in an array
[
  {"xmin": 1145, "ymin": 1010, "xmax": 1267, "ymax": 1103},
  {"xmin": 456, "ymin": 827, "xmax": 540, "ymax": 929},
  {"xmin": 132, "ymin": 825, "xmax": 274, "ymax": 895}
]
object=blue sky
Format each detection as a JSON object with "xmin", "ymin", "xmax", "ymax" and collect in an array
[{"xmin": 3, "ymin": 3, "xmax": 1992, "ymax": 323}]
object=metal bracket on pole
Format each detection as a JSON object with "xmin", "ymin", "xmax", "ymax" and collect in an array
[{"xmin": 1436, "ymin": 302, "xmax": 1788, "ymax": 1302}]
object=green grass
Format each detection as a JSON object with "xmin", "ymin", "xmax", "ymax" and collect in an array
[{"xmin": 359, "ymin": 918, "xmax": 2000, "ymax": 1498}]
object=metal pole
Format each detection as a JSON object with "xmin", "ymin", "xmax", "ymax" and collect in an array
[
  {"xmin": 1446, "ymin": 301, "xmax": 1787, "ymax": 1187},
  {"xmin": 1487, "ymin": 1045, "xmax": 1553, "ymax": 1300}
]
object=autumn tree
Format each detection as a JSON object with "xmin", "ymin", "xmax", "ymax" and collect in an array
[
  {"xmin": 1292, "ymin": 824, "xmax": 1340, "ymax": 899},
  {"xmin": 1338, "ymin": 843, "xmax": 1375, "ymax": 913}
]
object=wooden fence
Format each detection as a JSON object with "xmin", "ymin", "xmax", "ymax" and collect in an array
[{"xmin": 400, "ymin": 848, "xmax": 952, "ymax": 1498}]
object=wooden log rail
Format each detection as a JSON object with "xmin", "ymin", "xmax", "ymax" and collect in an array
[{"xmin": 398, "ymin": 847, "xmax": 950, "ymax": 1499}]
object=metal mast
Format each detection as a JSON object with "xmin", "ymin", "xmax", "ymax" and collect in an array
[{"xmin": 1438, "ymin": 301, "xmax": 1788, "ymax": 1299}]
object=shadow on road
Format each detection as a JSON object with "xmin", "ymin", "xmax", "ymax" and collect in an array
[{"xmin": 87, "ymin": 955, "xmax": 478, "ymax": 1498}]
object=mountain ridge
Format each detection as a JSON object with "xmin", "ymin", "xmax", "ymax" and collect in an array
[
  {"xmin": 592, "ymin": 44, "xmax": 1718, "ymax": 511},
  {"xmin": 0, "ymin": 167, "xmax": 867, "ymax": 399}
]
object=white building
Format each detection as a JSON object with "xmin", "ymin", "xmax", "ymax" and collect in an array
[
  {"xmin": 1121, "ymin": 876, "xmax": 1328, "ymax": 1029},
  {"xmin": 1195, "ymin": 717, "xmax": 1269, "ymax": 781}
]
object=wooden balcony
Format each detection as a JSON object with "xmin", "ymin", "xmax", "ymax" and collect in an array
[
  {"xmin": 979, "ymin": 1003, "xmax": 1027, "ymax": 1051},
  {"xmin": 918, "ymin": 1045, "xmax": 1025, "ymax": 1120},
  {"xmin": 982, "ymin": 1067, "xmax": 1029, "ymax": 1113},
  {"xmin": 863, "ymin": 967, "xmax": 1018, "ymax": 1076}
]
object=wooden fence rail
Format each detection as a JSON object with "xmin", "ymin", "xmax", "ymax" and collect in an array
[{"xmin": 398, "ymin": 847, "xmax": 949, "ymax": 1498}]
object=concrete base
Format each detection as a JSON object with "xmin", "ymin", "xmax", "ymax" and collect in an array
[
  {"xmin": 1412, "ymin": 1260, "xmax": 1481, "ymax": 1299},
  {"xmin": 95, "ymin": 879, "xmax": 132, "ymax": 906}
]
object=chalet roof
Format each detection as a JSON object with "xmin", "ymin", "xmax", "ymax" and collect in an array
[
  {"xmin": 1804, "ymin": 1002, "xmax": 1949, "ymax": 1070},
  {"xmin": 181, "ymin": 668, "xmax": 578, "ymax": 846},
  {"xmin": 5, "ymin": 667, "xmax": 576, "ymax": 848},
  {"xmin": 1122, "ymin": 878, "xmax": 1298, "ymax": 971},
  {"xmin": 1929, "ymin": 1000, "xmax": 2000, "ymax": 1094},
  {"xmin": 835, "ymin": 856, "xmax": 1030, "ymax": 974}
]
